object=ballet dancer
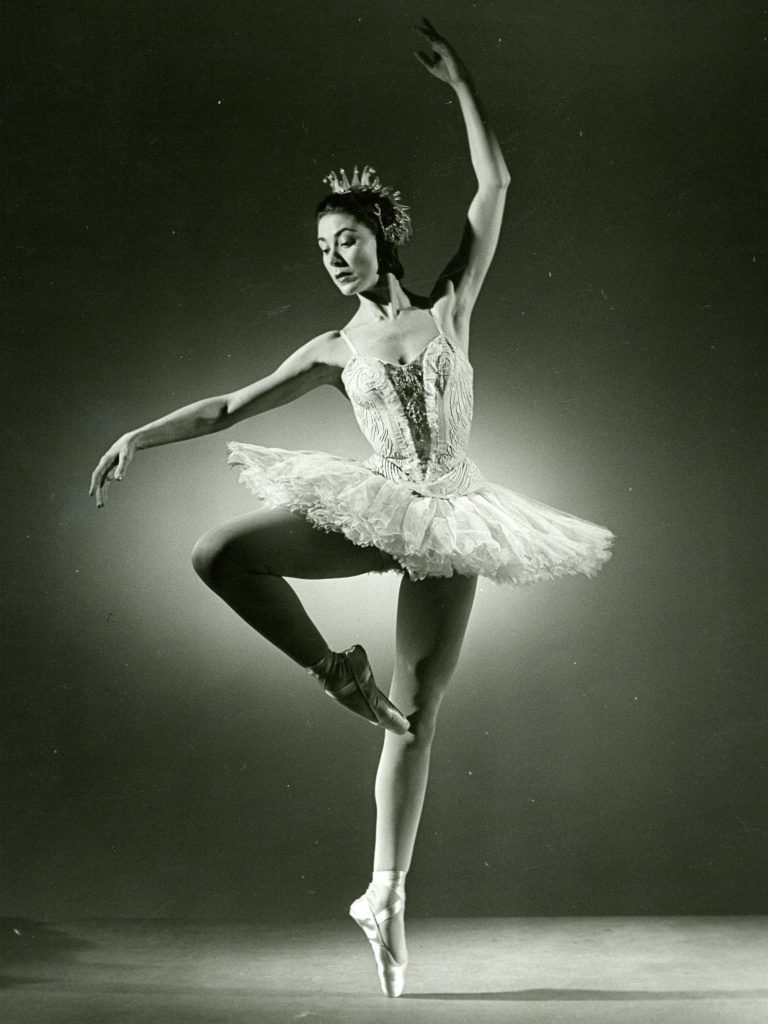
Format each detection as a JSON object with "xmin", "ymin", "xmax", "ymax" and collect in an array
[{"xmin": 90, "ymin": 18, "xmax": 613, "ymax": 997}]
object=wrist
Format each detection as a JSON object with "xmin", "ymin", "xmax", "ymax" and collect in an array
[
  {"xmin": 124, "ymin": 428, "xmax": 145, "ymax": 450},
  {"xmin": 451, "ymin": 75, "xmax": 475, "ymax": 93}
]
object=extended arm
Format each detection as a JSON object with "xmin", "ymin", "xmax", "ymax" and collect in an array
[
  {"xmin": 132, "ymin": 337, "xmax": 336, "ymax": 448},
  {"xmin": 89, "ymin": 332, "xmax": 339, "ymax": 507},
  {"xmin": 415, "ymin": 18, "xmax": 510, "ymax": 320},
  {"xmin": 452, "ymin": 74, "xmax": 510, "ymax": 191}
]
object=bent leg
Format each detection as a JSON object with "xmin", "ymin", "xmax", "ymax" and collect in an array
[{"xmin": 191, "ymin": 506, "xmax": 400, "ymax": 668}]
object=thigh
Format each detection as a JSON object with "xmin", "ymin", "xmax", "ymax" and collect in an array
[
  {"xmin": 393, "ymin": 572, "xmax": 478, "ymax": 693},
  {"xmin": 196, "ymin": 506, "xmax": 402, "ymax": 580}
]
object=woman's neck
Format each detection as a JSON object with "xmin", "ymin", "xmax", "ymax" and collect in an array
[{"xmin": 356, "ymin": 273, "xmax": 413, "ymax": 321}]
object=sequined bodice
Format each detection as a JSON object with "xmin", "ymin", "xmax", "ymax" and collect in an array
[
  {"xmin": 339, "ymin": 308, "xmax": 483, "ymax": 498},
  {"xmin": 383, "ymin": 360, "xmax": 431, "ymax": 467}
]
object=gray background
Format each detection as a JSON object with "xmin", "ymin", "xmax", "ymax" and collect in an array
[{"xmin": 3, "ymin": 0, "xmax": 766, "ymax": 921}]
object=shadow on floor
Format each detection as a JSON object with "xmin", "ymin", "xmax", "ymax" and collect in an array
[
  {"xmin": 0, "ymin": 918, "xmax": 93, "ymax": 990},
  {"xmin": 408, "ymin": 988, "xmax": 768, "ymax": 1002}
]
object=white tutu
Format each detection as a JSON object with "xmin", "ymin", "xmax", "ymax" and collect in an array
[{"xmin": 226, "ymin": 442, "xmax": 614, "ymax": 585}]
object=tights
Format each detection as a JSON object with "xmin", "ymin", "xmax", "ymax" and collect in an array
[{"xmin": 191, "ymin": 506, "xmax": 478, "ymax": 963}]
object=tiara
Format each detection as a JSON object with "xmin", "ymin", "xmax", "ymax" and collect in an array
[{"xmin": 322, "ymin": 164, "xmax": 412, "ymax": 245}]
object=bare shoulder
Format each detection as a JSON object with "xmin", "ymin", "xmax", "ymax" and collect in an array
[
  {"xmin": 303, "ymin": 329, "xmax": 346, "ymax": 367},
  {"xmin": 429, "ymin": 280, "xmax": 470, "ymax": 353},
  {"xmin": 295, "ymin": 330, "xmax": 348, "ymax": 391},
  {"xmin": 265, "ymin": 330, "xmax": 345, "ymax": 383}
]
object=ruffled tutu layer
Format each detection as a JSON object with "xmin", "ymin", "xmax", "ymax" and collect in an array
[{"xmin": 226, "ymin": 442, "xmax": 614, "ymax": 585}]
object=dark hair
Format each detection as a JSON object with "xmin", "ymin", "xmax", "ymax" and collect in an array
[{"xmin": 315, "ymin": 191, "xmax": 405, "ymax": 280}]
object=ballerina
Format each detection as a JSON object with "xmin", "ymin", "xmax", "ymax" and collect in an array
[{"xmin": 89, "ymin": 18, "xmax": 613, "ymax": 998}]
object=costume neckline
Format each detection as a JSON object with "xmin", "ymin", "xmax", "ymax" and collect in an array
[
  {"xmin": 341, "ymin": 332, "xmax": 470, "ymax": 378},
  {"xmin": 342, "ymin": 306, "xmax": 443, "ymax": 367},
  {"xmin": 369, "ymin": 331, "xmax": 443, "ymax": 368}
]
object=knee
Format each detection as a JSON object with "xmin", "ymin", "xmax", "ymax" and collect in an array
[
  {"xmin": 191, "ymin": 532, "xmax": 220, "ymax": 584},
  {"xmin": 394, "ymin": 663, "xmax": 457, "ymax": 745},
  {"xmin": 403, "ymin": 685, "xmax": 450, "ymax": 747},
  {"xmin": 406, "ymin": 707, "xmax": 440, "ymax": 746},
  {"xmin": 191, "ymin": 530, "xmax": 245, "ymax": 586}
]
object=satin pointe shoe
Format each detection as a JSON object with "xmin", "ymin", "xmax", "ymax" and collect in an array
[
  {"xmin": 349, "ymin": 883, "xmax": 408, "ymax": 998},
  {"xmin": 307, "ymin": 645, "xmax": 410, "ymax": 735}
]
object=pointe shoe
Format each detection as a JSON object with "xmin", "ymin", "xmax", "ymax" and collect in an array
[
  {"xmin": 308, "ymin": 645, "xmax": 410, "ymax": 736},
  {"xmin": 349, "ymin": 884, "xmax": 408, "ymax": 998}
]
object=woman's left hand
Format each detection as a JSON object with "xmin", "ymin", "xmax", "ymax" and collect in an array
[{"xmin": 413, "ymin": 17, "xmax": 471, "ymax": 87}]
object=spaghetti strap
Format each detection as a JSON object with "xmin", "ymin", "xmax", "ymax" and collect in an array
[
  {"xmin": 428, "ymin": 304, "xmax": 443, "ymax": 336},
  {"xmin": 339, "ymin": 328, "xmax": 359, "ymax": 355}
]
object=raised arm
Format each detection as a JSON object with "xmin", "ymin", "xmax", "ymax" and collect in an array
[
  {"xmin": 414, "ymin": 18, "xmax": 510, "ymax": 323},
  {"xmin": 89, "ymin": 332, "xmax": 340, "ymax": 507}
]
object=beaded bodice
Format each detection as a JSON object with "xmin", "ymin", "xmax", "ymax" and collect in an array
[
  {"xmin": 339, "ymin": 307, "xmax": 483, "ymax": 498},
  {"xmin": 383, "ymin": 360, "xmax": 431, "ymax": 467}
]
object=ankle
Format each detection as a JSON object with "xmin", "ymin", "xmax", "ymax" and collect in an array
[
  {"xmin": 305, "ymin": 647, "xmax": 335, "ymax": 678},
  {"xmin": 372, "ymin": 869, "xmax": 406, "ymax": 899}
]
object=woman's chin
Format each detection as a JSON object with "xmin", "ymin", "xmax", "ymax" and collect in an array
[
  {"xmin": 332, "ymin": 272, "xmax": 383, "ymax": 295},
  {"xmin": 336, "ymin": 278, "xmax": 375, "ymax": 295}
]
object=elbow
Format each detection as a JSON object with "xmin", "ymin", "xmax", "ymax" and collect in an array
[
  {"xmin": 206, "ymin": 396, "xmax": 233, "ymax": 430},
  {"xmin": 480, "ymin": 175, "xmax": 510, "ymax": 191},
  {"xmin": 494, "ymin": 157, "xmax": 511, "ymax": 189}
]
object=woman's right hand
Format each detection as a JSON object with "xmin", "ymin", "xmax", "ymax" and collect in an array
[{"xmin": 89, "ymin": 434, "xmax": 138, "ymax": 508}]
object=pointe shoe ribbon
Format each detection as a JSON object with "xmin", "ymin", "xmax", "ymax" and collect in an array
[
  {"xmin": 349, "ymin": 886, "xmax": 408, "ymax": 998},
  {"xmin": 308, "ymin": 645, "xmax": 410, "ymax": 735}
]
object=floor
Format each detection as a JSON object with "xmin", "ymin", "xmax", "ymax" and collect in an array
[{"xmin": 2, "ymin": 916, "xmax": 767, "ymax": 1023}]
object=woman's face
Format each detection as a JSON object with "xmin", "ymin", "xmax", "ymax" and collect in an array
[{"xmin": 317, "ymin": 211, "xmax": 380, "ymax": 294}]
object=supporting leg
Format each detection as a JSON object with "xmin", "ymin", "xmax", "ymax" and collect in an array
[
  {"xmin": 374, "ymin": 572, "xmax": 478, "ymax": 869},
  {"xmin": 353, "ymin": 572, "xmax": 478, "ymax": 977}
]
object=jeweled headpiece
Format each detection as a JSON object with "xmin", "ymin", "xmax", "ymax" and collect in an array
[{"xmin": 322, "ymin": 164, "xmax": 413, "ymax": 245}]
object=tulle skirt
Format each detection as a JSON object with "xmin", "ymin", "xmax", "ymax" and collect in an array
[{"xmin": 226, "ymin": 442, "xmax": 614, "ymax": 585}]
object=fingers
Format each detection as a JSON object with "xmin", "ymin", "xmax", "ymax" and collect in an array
[
  {"xmin": 95, "ymin": 469, "xmax": 109, "ymax": 507},
  {"xmin": 115, "ymin": 449, "xmax": 129, "ymax": 480},
  {"xmin": 414, "ymin": 49, "xmax": 437, "ymax": 69},
  {"xmin": 415, "ymin": 16, "xmax": 445, "ymax": 46},
  {"xmin": 89, "ymin": 451, "xmax": 124, "ymax": 508},
  {"xmin": 89, "ymin": 463, "xmax": 105, "ymax": 504},
  {"xmin": 89, "ymin": 453, "xmax": 109, "ymax": 495},
  {"xmin": 417, "ymin": 15, "xmax": 439, "ymax": 35},
  {"xmin": 95, "ymin": 468, "xmax": 117, "ymax": 507},
  {"xmin": 93, "ymin": 474, "xmax": 109, "ymax": 509}
]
